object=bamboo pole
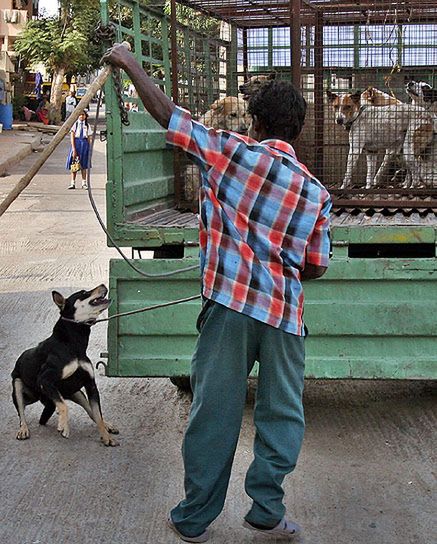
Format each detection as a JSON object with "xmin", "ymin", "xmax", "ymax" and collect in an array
[{"xmin": 0, "ymin": 66, "xmax": 112, "ymax": 218}]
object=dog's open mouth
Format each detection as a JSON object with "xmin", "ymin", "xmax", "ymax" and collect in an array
[{"xmin": 90, "ymin": 296, "xmax": 110, "ymax": 307}]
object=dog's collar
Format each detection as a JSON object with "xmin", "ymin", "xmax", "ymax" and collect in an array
[
  {"xmin": 345, "ymin": 105, "xmax": 367, "ymax": 131},
  {"xmin": 60, "ymin": 317, "xmax": 96, "ymax": 327}
]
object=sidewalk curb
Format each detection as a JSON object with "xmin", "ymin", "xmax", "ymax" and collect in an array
[{"xmin": 0, "ymin": 133, "xmax": 43, "ymax": 177}]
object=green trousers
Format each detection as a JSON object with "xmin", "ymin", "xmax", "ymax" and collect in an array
[{"xmin": 171, "ymin": 301, "xmax": 305, "ymax": 538}]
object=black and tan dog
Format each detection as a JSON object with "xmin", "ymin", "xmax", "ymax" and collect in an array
[{"xmin": 11, "ymin": 284, "xmax": 119, "ymax": 446}]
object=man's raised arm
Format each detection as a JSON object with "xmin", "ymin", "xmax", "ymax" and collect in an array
[{"xmin": 102, "ymin": 43, "xmax": 175, "ymax": 129}]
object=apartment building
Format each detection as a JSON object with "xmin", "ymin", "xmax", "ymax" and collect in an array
[{"xmin": 0, "ymin": 0, "xmax": 38, "ymax": 105}]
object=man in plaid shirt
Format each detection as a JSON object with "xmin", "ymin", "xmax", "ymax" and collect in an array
[{"xmin": 104, "ymin": 44, "xmax": 331, "ymax": 543}]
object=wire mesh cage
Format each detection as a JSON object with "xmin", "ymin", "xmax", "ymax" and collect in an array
[{"xmin": 107, "ymin": 0, "xmax": 437, "ymax": 213}]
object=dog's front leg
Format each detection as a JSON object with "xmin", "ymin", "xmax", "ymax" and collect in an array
[
  {"xmin": 365, "ymin": 151, "xmax": 379, "ymax": 189},
  {"xmin": 373, "ymin": 148, "xmax": 399, "ymax": 188},
  {"xmin": 69, "ymin": 390, "xmax": 119, "ymax": 435},
  {"xmin": 38, "ymin": 369, "xmax": 70, "ymax": 438},
  {"xmin": 341, "ymin": 137, "xmax": 362, "ymax": 189},
  {"xmin": 12, "ymin": 378, "xmax": 30, "ymax": 440},
  {"xmin": 84, "ymin": 381, "xmax": 119, "ymax": 447}
]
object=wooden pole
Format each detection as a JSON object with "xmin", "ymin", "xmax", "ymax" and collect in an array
[{"xmin": 0, "ymin": 66, "xmax": 112, "ymax": 218}]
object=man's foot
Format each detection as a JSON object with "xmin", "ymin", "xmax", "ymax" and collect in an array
[
  {"xmin": 81, "ymin": 182, "xmax": 88, "ymax": 189},
  {"xmin": 167, "ymin": 516, "xmax": 209, "ymax": 543},
  {"xmin": 243, "ymin": 517, "xmax": 301, "ymax": 539},
  {"xmin": 68, "ymin": 183, "xmax": 75, "ymax": 189}
]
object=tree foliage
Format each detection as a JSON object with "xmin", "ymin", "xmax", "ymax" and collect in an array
[{"xmin": 14, "ymin": 0, "xmax": 102, "ymax": 76}]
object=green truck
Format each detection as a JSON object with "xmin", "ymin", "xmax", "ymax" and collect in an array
[{"xmin": 100, "ymin": 0, "xmax": 437, "ymax": 382}]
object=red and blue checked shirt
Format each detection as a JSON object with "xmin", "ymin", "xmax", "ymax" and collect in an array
[{"xmin": 167, "ymin": 106, "xmax": 331, "ymax": 336}]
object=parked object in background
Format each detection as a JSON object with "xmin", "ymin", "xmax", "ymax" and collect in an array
[{"xmin": 76, "ymin": 87, "xmax": 87, "ymax": 99}]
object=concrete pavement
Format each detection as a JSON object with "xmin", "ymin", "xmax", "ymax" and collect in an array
[
  {"xmin": 0, "ymin": 120, "xmax": 435, "ymax": 544},
  {"xmin": 0, "ymin": 127, "xmax": 43, "ymax": 177}
]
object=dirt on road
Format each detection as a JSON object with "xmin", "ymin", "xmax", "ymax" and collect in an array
[{"xmin": 0, "ymin": 130, "xmax": 435, "ymax": 544}]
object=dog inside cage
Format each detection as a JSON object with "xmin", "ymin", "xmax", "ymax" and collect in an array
[{"xmin": 108, "ymin": 0, "xmax": 437, "ymax": 220}]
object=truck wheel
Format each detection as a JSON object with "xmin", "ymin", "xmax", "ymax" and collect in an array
[{"xmin": 170, "ymin": 376, "xmax": 192, "ymax": 392}]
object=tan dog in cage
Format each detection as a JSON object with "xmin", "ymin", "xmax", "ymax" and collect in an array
[
  {"xmin": 184, "ymin": 97, "xmax": 251, "ymax": 202},
  {"xmin": 198, "ymin": 96, "xmax": 251, "ymax": 134},
  {"xmin": 239, "ymin": 72, "xmax": 276, "ymax": 101},
  {"xmin": 327, "ymin": 89, "xmax": 425, "ymax": 189},
  {"xmin": 360, "ymin": 87, "xmax": 402, "ymax": 107}
]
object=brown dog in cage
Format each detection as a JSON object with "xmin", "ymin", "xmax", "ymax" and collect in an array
[
  {"xmin": 239, "ymin": 72, "xmax": 276, "ymax": 101},
  {"xmin": 360, "ymin": 87, "xmax": 402, "ymax": 107},
  {"xmin": 198, "ymin": 96, "xmax": 251, "ymax": 134},
  {"xmin": 184, "ymin": 97, "xmax": 251, "ymax": 203},
  {"xmin": 327, "ymin": 89, "xmax": 427, "ymax": 189}
]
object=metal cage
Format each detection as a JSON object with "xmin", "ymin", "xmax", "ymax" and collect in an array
[{"xmin": 106, "ymin": 1, "xmax": 437, "ymax": 213}]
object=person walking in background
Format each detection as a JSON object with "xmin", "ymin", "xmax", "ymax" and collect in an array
[
  {"xmin": 66, "ymin": 110, "xmax": 91, "ymax": 189},
  {"xmin": 65, "ymin": 91, "xmax": 77, "ymax": 120}
]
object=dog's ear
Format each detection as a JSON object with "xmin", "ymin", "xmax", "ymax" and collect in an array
[
  {"xmin": 268, "ymin": 72, "xmax": 277, "ymax": 80},
  {"xmin": 211, "ymin": 99, "xmax": 225, "ymax": 114},
  {"xmin": 326, "ymin": 90, "xmax": 338, "ymax": 103},
  {"xmin": 52, "ymin": 291, "xmax": 66, "ymax": 310},
  {"xmin": 350, "ymin": 90, "xmax": 362, "ymax": 104}
]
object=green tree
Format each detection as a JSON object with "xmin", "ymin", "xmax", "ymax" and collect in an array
[{"xmin": 15, "ymin": 0, "xmax": 101, "ymax": 122}]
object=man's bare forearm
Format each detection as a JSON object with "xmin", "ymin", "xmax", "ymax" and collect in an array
[{"xmin": 123, "ymin": 60, "xmax": 175, "ymax": 128}]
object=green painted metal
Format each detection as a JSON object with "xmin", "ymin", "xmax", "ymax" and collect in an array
[
  {"xmin": 103, "ymin": 0, "xmax": 233, "ymax": 247},
  {"xmin": 103, "ymin": 0, "xmax": 437, "ymax": 380},
  {"xmin": 106, "ymin": 231, "xmax": 437, "ymax": 380}
]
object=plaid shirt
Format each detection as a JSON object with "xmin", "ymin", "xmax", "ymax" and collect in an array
[{"xmin": 167, "ymin": 106, "xmax": 331, "ymax": 336}]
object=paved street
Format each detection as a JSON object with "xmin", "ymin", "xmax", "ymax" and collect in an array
[{"xmin": 0, "ymin": 121, "xmax": 435, "ymax": 544}]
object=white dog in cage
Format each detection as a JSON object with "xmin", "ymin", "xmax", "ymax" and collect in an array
[
  {"xmin": 327, "ymin": 90, "xmax": 427, "ymax": 189},
  {"xmin": 406, "ymin": 81, "xmax": 437, "ymax": 111}
]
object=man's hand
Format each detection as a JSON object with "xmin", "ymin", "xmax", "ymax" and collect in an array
[
  {"xmin": 301, "ymin": 263, "xmax": 327, "ymax": 281},
  {"xmin": 101, "ymin": 42, "xmax": 134, "ymax": 71},
  {"xmin": 101, "ymin": 42, "xmax": 175, "ymax": 129}
]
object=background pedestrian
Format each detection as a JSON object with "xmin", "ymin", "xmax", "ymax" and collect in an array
[
  {"xmin": 66, "ymin": 110, "xmax": 91, "ymax": 189},
  {"xmin": 65, "ymin": 91, "xmax": 77, "ymax": 120}
]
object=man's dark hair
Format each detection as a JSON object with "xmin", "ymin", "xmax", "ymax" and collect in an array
[{"xmin": 247, "ymin": 80, "xmax": 307, "ymax": 142}]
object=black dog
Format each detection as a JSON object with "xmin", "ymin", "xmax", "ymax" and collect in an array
[{"xmin": 11, "ymin": 284, "xmax": 119, "ymax": 446}]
